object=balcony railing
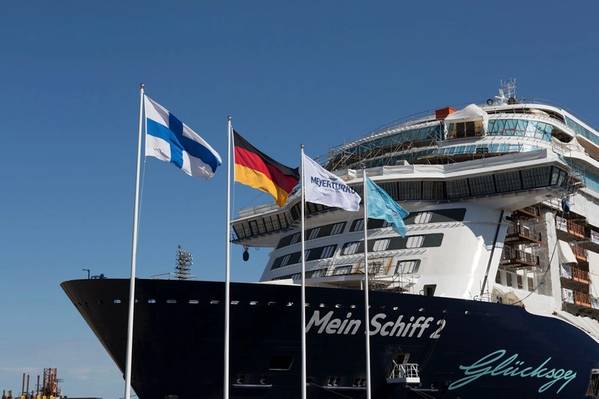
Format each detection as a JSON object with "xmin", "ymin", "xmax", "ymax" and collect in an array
[
  {"xmin": 574, "ymin": 291, "xmax": 592, "ymax": 308},
  {"xmin": 572, "ymin": 244, "xmax": 588, "ymax": 262},
  {"xmin": 506, "ymin": 224, "xmax": 542, "ymax": 244},
  {"xmin": 572, "ymin": 267, "xmax": 590, "ymax": 284},
  {"xmin": 501, "ymin": 248, "xmax": 540, "ymax": 268}
]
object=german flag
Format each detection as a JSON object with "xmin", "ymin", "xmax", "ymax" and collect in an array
[{"xmin": 234, "ymin": 130, "xmax": 299, "ymax": 207}]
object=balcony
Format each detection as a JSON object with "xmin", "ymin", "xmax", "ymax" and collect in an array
[
  {"xmin": 574, "ymin": 291, "xmax": 592, "ymax": 308},
  {"xmin": 581, "ymin": 230, "xmax": 599, "ymax": 253},
  {"xmin": 512, "ymin": 206, "xmax": 539, "ymax": 219},
  {"xmin": 572, "ymin": 267, "xmax": 590, "ymax": 284},
  {"xmin": 505, "ymin": 224, "xmax": 542, "ymax": 245},
  {"xmin": 572, "ymin": 244, "xmax": 588, "ymax": 262},
  {"xmin": 500, "ymin": 248, "xmax": 540, "ymax": 268},
  {"xmin": 556, "ymin": 216, "xmax": 586, "ymax": 240}
]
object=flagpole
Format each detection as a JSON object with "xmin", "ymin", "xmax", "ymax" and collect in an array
[
  {"xmin": 362, "ymin": 168, "xmax": 372, "ymax": 399},
  {"xmin": 124, "ymin": 83, "xmax": 144, "ymax": 399},
  {"xmin": 300, "ymin": 145, "xmax": 307, "ymax": 399},
  {"xmin": 224, "ymin": 116, "xmax": 232, "ymax": 399}
]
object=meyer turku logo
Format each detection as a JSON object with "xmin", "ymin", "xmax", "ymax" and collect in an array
[{"xmin": 310, "ymin": 176, "xmax": 356, "ymax": 193}]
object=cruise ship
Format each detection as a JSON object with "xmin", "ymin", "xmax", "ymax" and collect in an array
[{"xmin": 62, "ymin": 83, "xmax": 599, "ymax": 398}]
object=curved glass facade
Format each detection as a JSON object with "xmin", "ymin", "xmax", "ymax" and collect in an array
[
  {"xmin": 327, "ymin": 124, "xmax": 442, "ymax": 169},
  {"xmin": 487, "ymin": 119, "xmax": 554, "ymax": 141},
  {"xmin": 564, "ymin": 116, "xmax": 599, "ymax": 146},
  {"xmin": 360, "ymin": 143, "xmax": 541, "ymax": 168}
]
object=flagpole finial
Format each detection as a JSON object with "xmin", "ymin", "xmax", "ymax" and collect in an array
[
  {"xmin": 227, "ymin": 115, "xmax": 232, "ymax": 122},
  {"xmin": 301, "ymin": 144, "xmax": 304, "ymax": 150},
  {"xmin": 139, "ymin": 83, "xmax": 144, "ymax": 90}
]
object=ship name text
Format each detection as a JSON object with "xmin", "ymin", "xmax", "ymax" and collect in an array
[
  {"xmin": 306, "ymin": 310, "xmax": 446, "ymax": 339},
  {"xmin": 448, "ymin": 349, "xmax": 577, "ymax": 394}
]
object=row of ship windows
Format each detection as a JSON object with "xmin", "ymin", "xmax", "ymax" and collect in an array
[
  {"xmin": 273, "ymin": 259, "xmax": 421, "ymax": 281},
  {"xmin": 81, "ymin": 298, "xmax": 421, "ymax": 311},
  {"xmin": 487, "ymin": 119, "xmax": 555, "ymax": 141},
  {"xmin": 376, "ymin": 165, "xmax": 568, "ymax": 201},
  {"xmin": 276, "ymin": 208, "xmax": 465, "ymax": 249},
  {"xmin": 330, "ymin": 117, "xmax": 576, "ymax": 167},
  {"xmin": 564, "ymin": 116, "xmax": 599, "ymax": 147},
  {"xmin": 270, "ymin": 234, "xmax": 443, "ymax": 270},
  {"xmin": 359, "ymin": 143, "xmax": 541, "ymax": 168}
]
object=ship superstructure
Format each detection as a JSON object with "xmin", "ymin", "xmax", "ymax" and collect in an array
[
  {"xmin": 232, "ymin": 84, "xmax": 599, "ymax": 333},
  {"xmin": 62, "ymin": 84, "xmax": 599, "ymax": 398}
]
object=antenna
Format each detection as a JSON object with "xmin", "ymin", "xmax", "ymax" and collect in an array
[{"xmin": 174, "ymin": 245, "xmax": 193, "ymax": 280}]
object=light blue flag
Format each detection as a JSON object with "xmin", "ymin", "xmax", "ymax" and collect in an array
[{"xmin": 365, "ymin": 176, "xmax": 409, "ymax": 237}]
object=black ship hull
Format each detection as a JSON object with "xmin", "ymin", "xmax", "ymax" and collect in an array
[{"xmin": 62, "ymin": 279, "xmax": 599, "ymax": 398}]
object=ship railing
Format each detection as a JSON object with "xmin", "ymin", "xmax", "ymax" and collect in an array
[{"xmin": 387, "ymin": 362, "xmax": 421, "ymax": 385}]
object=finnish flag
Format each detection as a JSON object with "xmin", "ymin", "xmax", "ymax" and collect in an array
[{"xmin": 144, "ymin": 96, "xmax": 222, "ymax": 179}]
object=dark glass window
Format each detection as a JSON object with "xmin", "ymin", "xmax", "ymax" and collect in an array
[{"xmin": 495, "ymin": 171, "xmax": 522, "ymax": 193}]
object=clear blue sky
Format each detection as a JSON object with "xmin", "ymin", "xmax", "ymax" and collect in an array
[{"xmin": 0, "ymin": 1, "xmax": 598, "ymax": 397}]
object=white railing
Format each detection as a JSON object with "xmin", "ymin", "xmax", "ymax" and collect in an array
[{"xmin": 388, "ymin": 362, "xmax": 420, "ymax": 384}]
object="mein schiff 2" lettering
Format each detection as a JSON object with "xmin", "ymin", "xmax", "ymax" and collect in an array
[{"xmin": 306, "ymin": 310, "xmax": 446, "ymax": 339}]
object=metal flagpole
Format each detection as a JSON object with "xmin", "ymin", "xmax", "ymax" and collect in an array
[
  {"xmin": 124, "ymin": 83, "xmax": 145, "ymax": 399},
  {"xmin": 300, "ymin": 145, "xmax": 307, "ymax": 399},
  {"xmin": 362, "ymin": 168, "xmax": 372, "ymax": 399},
  {"xmin": 224, "ymin": 116, "xmax": 233, "ymax": 399}
]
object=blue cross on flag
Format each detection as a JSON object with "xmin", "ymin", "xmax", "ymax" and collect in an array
[{"xmin": 144, "ymin": 95, "xmax": 222, "ymax": 179}]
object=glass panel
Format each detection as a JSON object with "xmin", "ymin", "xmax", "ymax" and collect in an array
[
  {"xmin": 446, "ymin": 179, "xmax": 469, "ymax": 199},
  {"xmin": 469, "ymin": 175, "xmax": 495, "ymax": 196}
]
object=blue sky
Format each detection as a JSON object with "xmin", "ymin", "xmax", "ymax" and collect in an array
[{"xmin": 0, "ymin": 1, "xmax": 598, "ymax": 397}]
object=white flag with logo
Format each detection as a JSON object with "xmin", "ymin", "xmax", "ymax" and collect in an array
[{"xmin": 302, "ymin": 153, "xmax": 361, "ymax": 212}]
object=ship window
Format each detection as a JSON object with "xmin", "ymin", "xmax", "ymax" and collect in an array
[
  {"xmin": 331, "ymin": 222, "xmax": 345, "ymax": 235},
  {"xmin": 521, "ymin": 167, "xmax": 551, "ymax": 189},
  {"xmin": 281, "ymin": 254, "xmax": 291, "ymax": 267},
  {"xmin": 422, "ymin": 181, "xmax": 445, "ymax": 200},
  {"xmin": 469, "ymin": 175, "xmax": 495, "ymax": 196},
  {"xmin": 148, "ymin": 299, "xmax": 156, "ymax": 304},
  {"xmin": 527, "ymin": 277, "xmax": 534, "ymax": 292},
  {"xmin": 397, "ymin": 181, "xmax": 421, "ymax": 201},
  {"xmin": 423, "ymin": 284, "xmax": 436, "ymax": 297},
  {"xmin": 113, "ymin": 299, "xmax": 122, "ymax": 304},
  {"xmin": 446, "ymin": 179, "xmax": 469, "ymax": 199},
  {"xmin": 210, "ymin": 300, "xmax": 220, "ymax": 304},
  {"xmin": 406, "ymin": 236, "xmax": 425, "ymax": 249},
  {"xmin": 166, "ymin": 299, "xmax": 177, "ymax": 304},
  {"xmin": 322, "ymin": 245, "xmax": 337, "ymax": 258},
  {"xmin": 495, "ymin": 171, "xmax": 522, "ymax": 192},
  {"xmin": 249, "ymin": 220, "xmax": 258, "ymax": 235},
  {"xmin": 290, "ymin": 233, "xmax": 300, "ymax": 244},
  {"xmin": 373, "ymin": 239, "xmax": 390, "ymax": 252},
  {"xmin": 517, "ymin": 275, "xmax": 523, "ymax": 289},
  {"xmin": 506, "ymin": 273, "xmax": 513, "ymax": 287},
  {"xmin": 368, "ymin": 261, "xmax": 383, "ymax": 275},
  {"xmin": 351, "ymin": 219, "xmax": 364, "ymax": 232},
  {"xmin": 269, "ymin": 355, "xmax": 294, "ymax": 371},
  {"xmin": 188, "ymin": 299, "xmax": 199, "ymax": 304},
  {"xmin": 495, "ymin": 271, "xmax": 501, "ymax": 284},
  {"xmin": 303, "ymin": 249, "xmax": 311, "ymax": 259},
  {"xmin": 264, "ymin": 217, "xmax": 274, "ymax": 232},
  {"xmin": 334, "ymin": 265, "xmax": 352, "ymax": 275},
  {"xmin": 396, "ymin": 260, "xmax": 420, "ymax": 274},
  {"xmin": 414, "ymin": 212, "xmax": 433, "ymax": 224},
  {"xmin": 309, "ymin": 268, "xmax": 327, "ymax": 278},
  {"xmin": 308, "ymin": 228, "xmax": 320, "ymax": 240},
  {"xmin": 342, "ymin": 241, "xmax": 360, "ymax": 255}
]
